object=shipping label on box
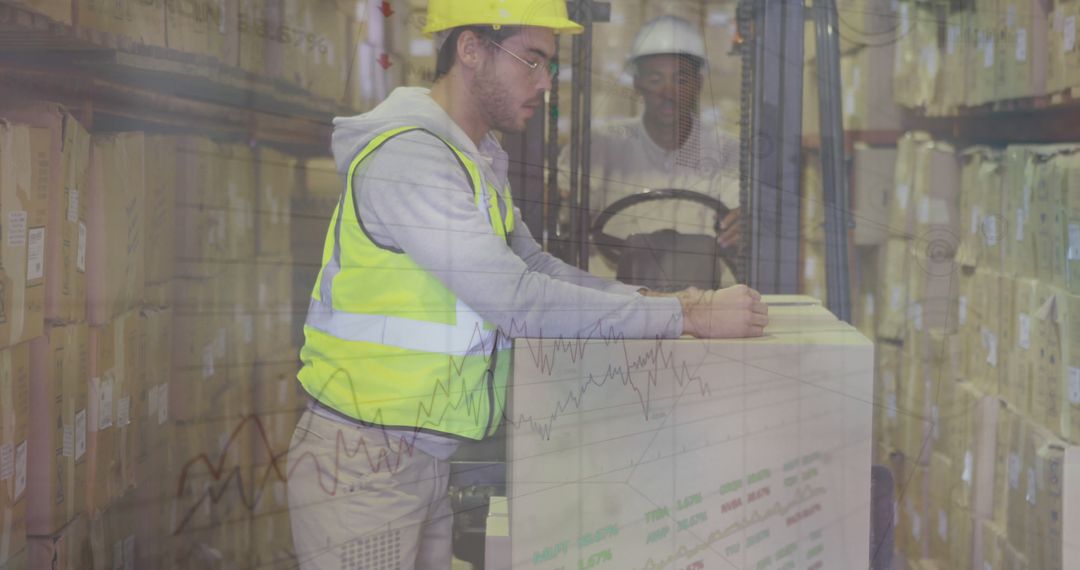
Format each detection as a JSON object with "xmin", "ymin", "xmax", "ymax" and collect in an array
[
  {"xmin": 0, "ymin": 122, "xmax": 47, "ymax": 350},
  {"xmin": 0, "ymin": 343, "xmax": 30, "ymax": 567},
  {"xmin": 27, "ymin": 325, "xmax": 89, "ymax": 536}
]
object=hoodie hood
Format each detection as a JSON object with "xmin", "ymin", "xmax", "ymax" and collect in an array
[{"xmin": 331, "ymin": 87, "xmax": 499, "ymax": 175}]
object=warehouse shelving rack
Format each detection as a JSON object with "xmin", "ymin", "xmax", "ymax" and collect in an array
[{"xmin": 0, "ymin": 1, "xmax": 343, "ymax": 155}]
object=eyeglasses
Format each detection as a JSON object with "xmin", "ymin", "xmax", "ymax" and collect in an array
[{"xmin": 487, "ymin": 39, "xmax": 558, "ymax": 82}]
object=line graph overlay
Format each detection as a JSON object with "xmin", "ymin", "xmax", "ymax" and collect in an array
[{"xmin": 506, "ymin": 310, "xmax": 874, "ymax": 570}]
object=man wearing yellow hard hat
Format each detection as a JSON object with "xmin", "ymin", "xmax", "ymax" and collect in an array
[{"xmin": 287, "ymin": 1, "xmax": 768, "ymax": 568}]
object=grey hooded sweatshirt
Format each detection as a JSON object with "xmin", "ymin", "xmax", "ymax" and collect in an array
[{"xmin": 318, "ymin": 87, "xmax": 684, "ymax": 458}]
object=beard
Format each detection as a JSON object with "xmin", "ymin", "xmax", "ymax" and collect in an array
[{"xmin": 470, "ymin": 59, "xmax": 527, "ymax": 134}]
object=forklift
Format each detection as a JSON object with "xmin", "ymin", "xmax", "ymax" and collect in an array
[{"xmin": 448, "ymin": 1, "xmax": 893, "ymax": 568}]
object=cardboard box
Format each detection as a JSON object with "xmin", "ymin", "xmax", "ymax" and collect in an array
[
  {"xmin": 906, "ymin": 244, "xmax": 959, "ymax": 335},
  {"xmin": 840, "ymin": 42, "xmax": 902, "ymax": 131},
  {"xmin": 875, "ymin": 340, "xmax": 902, "ymax": 451},
  {"xmin": 1056, "ymin": 288, "xmax": 1080, "ymax": 442},
  {"xmin": 1001, "ymin": 146, "xmax": 1036, "ymax": 279},
  {"xmin": 892, "ymin": 2, "xmax": 940, "ymax": 109},
  {"xmin": 143, "ymin": 136, "xmax": 176, "ymax": 307},
  {"xmin": 877, "ymin": 237, "xmax": 911, "ymax": 340},
  {"xmin": 254, "ymin": 258, "xmax": 295, "ymax": 360},
  {"xmin": 27, "ymin": 515, "xmax": 89, "ymax": 570},
  {"xmin": 219, "ymin": 143, "xmax": 257, "ymax": 262},
  {"xmin": 1048, "ymin": 0, "xmax": 1080, "ymax": 93},
  {"xmin": 282, "ymin": 0, "xmax": 349, "ymax": 102},
  {"xmin": 0, "ymin": 344, "xmax": 29, "ymax": 567},
  {"xmin": 136, "ymin": 307, "xmax": 172, "ymax": 483},
  {"xmin": 27, "ymin": 325, "xmax": 88, "ymax": 536},
  {"xmin": 0, "ymin": 103, "xmax": 90, "ymax": 324},
  {"xmin": 5, "ymin": 0, "xmax": 73, "ymax": 24},
  {"xmin": 1007, "ymin": 277, "xmax": 1039, "ymax": 414},
  {"xmin": 1033, "ymin": 148, "xmax": 1068, "ymax": 286},
  {"xmin": 888, "ymin": 132, "xmax": 931, "ymax": 240},
  {"xmin": 164, "ymin": 0, "xmax": 240, "ymax": 66},
  {"xmin": 87, "ymin": 133, "xmax": 145, "ymax": 326},
  {"xmin": 852, "ymin": 145, "xmax": 896, "ymax": 246},
  {"xmin": 854, "ymin": 248, "xmax": 879, "ymax": 340},
  {"xmin": 967, "ymin": 0, "xmax": 1005, "ymax": 105},
  {"xmin": 77, "ymin": 0, "xmax": 166, "ymax": 48},
  {"xmin": 86, "ymin": 310, "xmax": 144, "ymax": 514},
  {"xmin": 941, "ymin": 10, "xmax": 971, "ymax": 112},
  {"xmin": 998, "ymin": 0, "xmax": 1051, "ymax": 100},
  {"xmin": 255, "ymin": 148, "xmax": 295, "ymax": 259},
  {"xmin": 170, "ymin": 276, "xmax": 224, "ymax": 422},
  {"xmin": 174, "ymin": 137, "xmax": 227, "ymax": 278},
  {"xmin": 0, "ymin": 122, "xmax": 47, "ymax": 349},
  {"xmin": 1061, "ymin": 150, "xmax": 1080, "ymax": 294},
  {"xmin": 252, "ymin": 355, "xmax": 302, "ymax": 465}
]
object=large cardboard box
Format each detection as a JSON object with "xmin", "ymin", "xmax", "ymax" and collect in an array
[
  {"xmin": 26, "ymin": 515, "xmax": 89, "ymax": 570},
  {"xmin": 1002, "ymin": 146, "xmax": 1038, "ymax": 279},
  {"xmin": 968, "ymin": 0, "xmax": 1005, "ymax": 105},
  {"xmin": 282, "ymin": 0, "xmax": 349, "ymax": 102},
  {"xmin": 255, "ymin": 148, "xmax": 295, "ymax": 259},
  {"xmin": 852, "ymin": 145, "xmax": 896, "ymax": 246},
  {"xmin": 941, "ymin": 10, "xmax": 971, "ymax": 112},
  {"xmin": 170, "ymin": 276, "xmax": 225, "ymax": 422},
  {"xmin": 892, "ymin": 2, "xmax": 940, "ymax": 109},
  {"xmin": 174, "ymin": 137, "xmax": 226, "ymax": 278},
  {"xmin": 254, "ymin": 257, "xmax": 295, "ymax": 360},
  {"xmin": 1007, "ymin": 277, "xmax": 1039, "ymax": 414},
  {"xmin": 86, "ymin": 310, "xmax": 144, "ymax": 514},
  {"xmin": 1056, "ymin": 288, "xmax": 1080, "ymax": 442},
  {"xmin": 27, "ymin": 325, "xmax": 88, "ymax": 536},
  {"xmin": 1048, "ymin": 0, "xmax": 1080, "ymax": 93},
  {"xmin": 164, "ymin": 0, "xmax": 240, "ymax": 66},
  {"xmin": 0, "ymin": 344, "xmax": 29, "ymax": 567},
  {"xmin": 877, "ymin": 238, "xmax": 910, "ymax": 341},
  {"xmin": 87, "ymin": 133, "xmax": 145, "ymax": 326},
  {"xmin": 136, "ymin": 307, "xmax": 172, "ymax": 486},
  {"xmin": 1033, "ymin": 148, "xmax": 1069, "ymax": 286},
  {"xmin": 219, "ymin": 143, "xmax": 257, "ymax": 261},
  {"xmin": 77, "ymin": 0, "xmax": 166, "ymax": 48},
  {"xmin": 143, "ymin": 136, "xmax": 176, "ymax": 308},
  {"xmin": 888, "ymin": 132, "xmax": 930, "ymax": 240},
  {"xmin": 0, "ymin": 103, "xmax": 89, "ymax": 324},
  {"xmin": 5, "ymin": 0, "xmax": 72, "ymax": 24},
  {"xmin": 0, "ymin": 122, "xmax": 47, "ymax": 349},
  {"xmin": 999, "ymin": 0, "xmax": 1051, "ymax": 99},
  {"xmin": 1061, "ymin": 150, "xmax": 1080, "ymax": 294}
]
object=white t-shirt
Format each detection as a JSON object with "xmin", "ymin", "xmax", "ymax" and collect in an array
[{"xmin": 559, "ymin": 115, "xmax": 741, "ymax": 277}]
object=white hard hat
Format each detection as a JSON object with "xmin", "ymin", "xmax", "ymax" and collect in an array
[{"xmin": 628, "ymin": 15, "xmax": 708, "ymax": 72}]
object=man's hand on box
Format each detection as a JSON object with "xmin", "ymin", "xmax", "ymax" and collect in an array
[{"xmin": 677, "ymin": 284, "xmax": 768, "ymax": 339}]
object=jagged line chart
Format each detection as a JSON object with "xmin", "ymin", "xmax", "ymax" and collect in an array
[{"xmin": 507, "ymin": 334, "xmax": 873, "ymax": 570}]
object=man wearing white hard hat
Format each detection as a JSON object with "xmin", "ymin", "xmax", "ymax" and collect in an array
[{"xmin": 560, "ymin": 15, "xmax": 741, "ymax": 281}]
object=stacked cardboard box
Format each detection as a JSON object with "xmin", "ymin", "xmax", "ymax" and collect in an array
[
  {"xmin": 77, "ymin": 0, "xmax": 167, "ymax": 48},
  {"xmin": 143, "ymin": 136, "xmax": 176, "ymax": 309},
  {"xmin": 86, "ymin": 133, "xmax": 145, "ymax": 326},
  {"xmin": 26, "ymin": 326, "xmax": 88, "ymax": 538},
  {"xmin": 0, "ymin": 103, "xmax": 90, "ymax": 325},
  {"xmin": 0, "ymin": 345, "xmax": 30, "ymax": 567},
  {"xmin": 0, "ymin": 122, "xmax": 47, "ymax": 349}
]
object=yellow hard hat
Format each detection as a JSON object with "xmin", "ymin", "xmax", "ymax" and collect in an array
[{"xmin": 423, "ymin": 0, "xmax": 584, "ymax": 37}]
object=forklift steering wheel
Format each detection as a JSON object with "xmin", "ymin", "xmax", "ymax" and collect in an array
[{"xmin": 590, "ymin": 188, "xmax": 737, "ymax": 269}]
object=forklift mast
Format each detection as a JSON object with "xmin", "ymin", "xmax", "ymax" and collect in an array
[{"xmin": 737, "ymin": 0, "xmax": 853, "ymax": 321}]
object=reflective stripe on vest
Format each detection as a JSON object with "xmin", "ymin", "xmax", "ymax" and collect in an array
[{"xmin": 298, "ymin": 126, "xmax": 512, "ymax": 440}]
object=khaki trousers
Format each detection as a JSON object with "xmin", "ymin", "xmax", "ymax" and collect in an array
[{"xmin": 287, "ymin": 409, "xmax": 453, "ymax": 570}]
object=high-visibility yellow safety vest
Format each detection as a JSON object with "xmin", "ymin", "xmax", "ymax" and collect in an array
[{"xmin": 298, "ymin": 127, "xmax": 514, "ymax": 440}]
